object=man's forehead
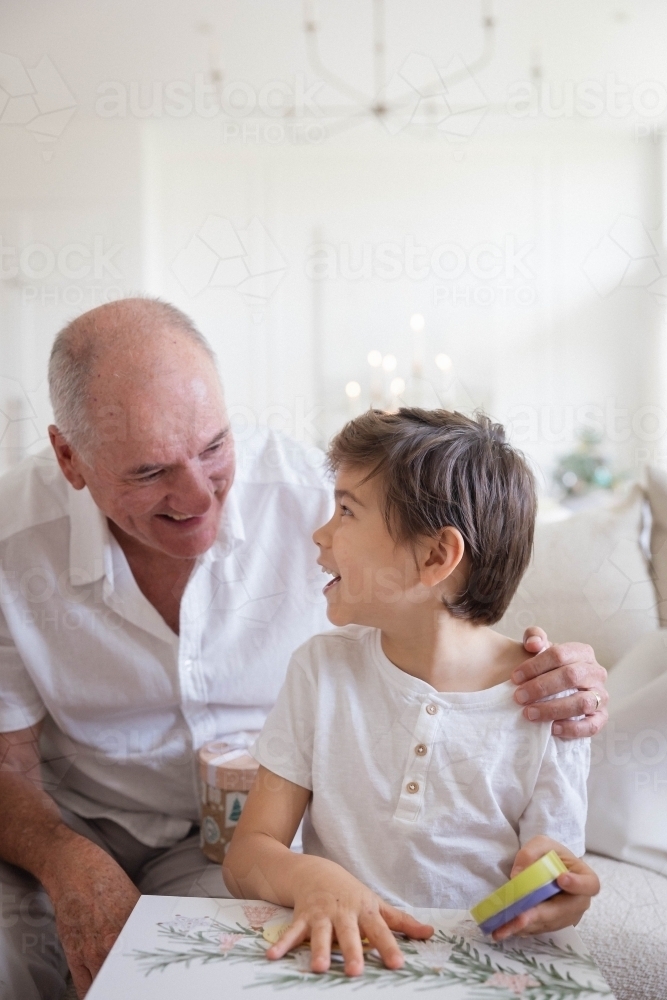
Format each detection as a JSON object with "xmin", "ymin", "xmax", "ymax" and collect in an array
[{"xmin": 91, "ymin": 394, "xmax": 230, "ymax": 470}]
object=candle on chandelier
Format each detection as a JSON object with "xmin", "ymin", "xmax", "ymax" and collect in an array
[
  {"xmin": 435, "ymin": 353, "xmax": 455, "ymax": 410},
  {"xmin": 367, "ymin": 350, "xmax": 383, "ymax": 407},
  {"xmin": 345, "ymin": 380, "xmax": 362, "ymax": 418},
  {"xmin": 382, "ymin": 355, "xmax": 397, "ymax": 411},
  {"xmin": 389, "ymin": 376, "xmax": 405, "ymax": 412},
  {"xmin": 410, "ymin": 314, "xmax": 425, "ymax": 377}
]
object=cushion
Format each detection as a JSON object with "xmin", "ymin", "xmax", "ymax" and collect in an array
[
  {"xmin": 579, "ymin": 853, "xmax": 667, "ymax": 1000},
  {"xmin": 586, "ymin": 629, "xmax": 667, "ymax": 876},
  {"xmin": 498, "ymin": 485, "xmax": 659, "ymax": 669},
  {"xmin": 646, "ymin": 466, "xmax": 667, "ymax": 625}
]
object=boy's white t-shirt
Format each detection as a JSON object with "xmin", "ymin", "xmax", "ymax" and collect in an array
[{"xmin": 252, "ymin": 625, "xmax": 590, "ymax": 909}]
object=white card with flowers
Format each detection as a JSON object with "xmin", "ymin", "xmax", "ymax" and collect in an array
[{"xmin": 87, "ymin": 896, "xmax": 615, "ymax": 1000}]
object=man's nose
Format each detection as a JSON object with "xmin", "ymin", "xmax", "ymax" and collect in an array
[{"xmin": 167, "ymin": 465, "xmax": 213, "ymax": 515}]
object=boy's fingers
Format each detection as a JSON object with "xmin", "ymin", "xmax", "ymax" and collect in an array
[
  {"xmin": 510, "ymin": 835, "xmax": 568, "ymax": 877},
  {"xmin": 511, "ymin": 839, "xmax": 599, "ymax": 895},
  {"xmin": 557, "ymin": 868, "xmax": 600, "ymax": 898},
  {"xmin": 501, "ymin": 842, "xmax": 600, "ymax": 940},
  {"xmin": 510, "ymin": 892, "xmax": 593, "ymax": 938},
  {"xmin": 266, "ymin": 918, "xmax": 309, "ymax": 960},
  {"xmin": 383, "ymin": 906, "xmax": 434, "ymax": 940},
  {"xmin": 333, "ymin": 916, "xmax": 365, "ymax": 977},
  {"xmin": 309, "ymin": 918, "xmax": 334, "ymax": 973},
  {"xmin": 360, "ymin": 914, "xmax": 405, "ymax": 970},
  {"xmin": 492, "ymin": 909, "xmax": 534, "ymax": 941}
]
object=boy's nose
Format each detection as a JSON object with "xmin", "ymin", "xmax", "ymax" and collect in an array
[{"xmin": 312, "ymin": 519, "xmax": 332, "ymax": 548}]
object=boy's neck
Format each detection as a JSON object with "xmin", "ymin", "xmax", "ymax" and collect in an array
[{"xmin": 379, "ymin": 608, "xmax": 526, "ymax": 693}]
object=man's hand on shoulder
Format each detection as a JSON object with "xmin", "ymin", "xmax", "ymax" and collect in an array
[
  {"xmin": 40, "ymin": 827, "xmax": 140, "ymax": 998},
  {"xmin": 515, "ymin": 627, "xmax": 609, "ymax": 739}
]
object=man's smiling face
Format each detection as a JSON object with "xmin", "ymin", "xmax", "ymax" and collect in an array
[{"xmin": 52, "ymin": 319, "xmax": 235, "ymax": 561}]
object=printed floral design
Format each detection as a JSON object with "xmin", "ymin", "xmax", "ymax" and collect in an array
[
  {"xmin": 291, "ymin": 949, "xmax": 314, "ymax": 974},
  {"xmin": 485, "ymin": 971, "xmax": 540, "ymax": 995},
  {"xmin": 412, "ymin": 938, "xmax": 455, "ymax": 970},
  {"xmin": 242, "ymin": 903, "xmax": 282, "ymax": 929},
  {"xmin": 218, "ymin": 932, "xmax": 244, "ymax": 954},
  {"xmin": 133, "ymin": 909, "xmax": 613, "ymax": 998},
  {"xmin": 454, "ymin": 916, "xmax": 496, "ymax": 945},
  {"xmin": 158, "ymin": 916, "xmax": 222, "ymax": 944}
]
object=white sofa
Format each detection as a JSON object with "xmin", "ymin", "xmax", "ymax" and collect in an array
[
  {"xmin": 63, "ymin": 480, "xmax": 667, "ymax": 1000},
  {"xmin": 498, "ymin": 475, "xmax": 667, "ymax": 1000}
]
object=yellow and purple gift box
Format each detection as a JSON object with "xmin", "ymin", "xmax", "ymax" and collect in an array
[{"xmin": 470, "ymin": 851, "xmax": 568, "ymax": 935}]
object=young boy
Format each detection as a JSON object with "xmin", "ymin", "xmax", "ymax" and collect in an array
[{"xmin": 224, "ymin": 409, "xmax": 597, "ymax": 977}]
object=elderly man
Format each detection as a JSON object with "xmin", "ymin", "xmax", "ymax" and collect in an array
[{"xmin": 0, "ymin": 298, "xmax": 608, "ymax": 1000}]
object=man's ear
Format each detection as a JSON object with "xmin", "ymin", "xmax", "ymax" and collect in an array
[
  {"xmin": 48, "ymin": 425, "xmax": 87, "ymax": 490},
  {"xmin": 419, "ymin": 526, "xmax": 466, "ymax": 588}
]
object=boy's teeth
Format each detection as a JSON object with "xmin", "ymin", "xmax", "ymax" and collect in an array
[{"xmin": 166, "ymin": 513, "xmax": 191, "ymax": 520}]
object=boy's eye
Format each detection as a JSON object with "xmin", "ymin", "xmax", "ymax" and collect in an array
[{"xmin": 339, "ymin": 504, "xmax": 353, "ymax": 517}]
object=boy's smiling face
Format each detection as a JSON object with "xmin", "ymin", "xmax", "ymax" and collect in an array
[{"xmin": 313, "ymin": 464, "xmax": 430, "ymax": 628}]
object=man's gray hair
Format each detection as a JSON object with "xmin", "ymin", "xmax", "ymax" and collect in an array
[{"xmin": 48, "ymin": 297, "xmax": 217, "ymax": 456}]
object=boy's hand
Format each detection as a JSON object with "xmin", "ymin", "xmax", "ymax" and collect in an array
[
  {"xmin": 516, "ymin": 628, "xmax": 609, "ymax": 739},
  {"xmin": 492, "ymin": 836, "xmax": 600, "ymax": 942},
  {"xmin": 265, "ymin": 861, "xmax": 433, "ymax": 976}
]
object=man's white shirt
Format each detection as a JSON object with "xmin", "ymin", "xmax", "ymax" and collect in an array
[
  {"xmin": 0, "ymin": 431, "xmax": 331, "ymax": 846},
  {"xmin": 252, "ymin": 625, "xmax": 590, "ymax": 908}
]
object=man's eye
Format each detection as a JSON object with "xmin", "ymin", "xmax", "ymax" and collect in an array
[{"xmin": 136, "ymin": 470, "xmax": 163, "ymax": 482}]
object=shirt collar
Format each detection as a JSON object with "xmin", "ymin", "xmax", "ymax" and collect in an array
[
  {"xmin": 68, "ymin": 478, "xmax": 247, "ymax": 585},
  {"xmin": 216, "ymin": 480, "xmax": 245, "ymax": 554},
  {"xmin": 68, "ymin": 483, "xmax": 111, "ymax": 586}
]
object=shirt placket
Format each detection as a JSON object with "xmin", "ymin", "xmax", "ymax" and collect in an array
[
  {"xmin": 393, "ymin": 698, "xmax": 443, "ymax": 822},
  {"xmin": 178, "ymin": 566, "xmax": 207, "ymax": 738}
]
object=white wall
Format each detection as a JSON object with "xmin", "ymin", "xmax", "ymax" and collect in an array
[{"xmin": 2, "ymin": 0, "xmax": 667, "ymax": 487}]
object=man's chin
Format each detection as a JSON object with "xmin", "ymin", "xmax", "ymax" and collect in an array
[{"xmin": 148, "ymin": 516, "xmax": 220, "ymax": 558}]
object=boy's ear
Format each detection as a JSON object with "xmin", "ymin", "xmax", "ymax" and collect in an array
[{"xmin": 419, "ymin": 526, "xmax": 466, "ymax": 588}]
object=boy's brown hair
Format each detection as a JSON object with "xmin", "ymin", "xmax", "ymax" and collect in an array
[{"xmin": 327, "ymin": 408, "xmax": 536, "ymax": 626}]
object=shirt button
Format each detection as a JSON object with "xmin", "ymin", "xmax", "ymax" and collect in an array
[
  {"xmin": 425, "ymin": 703, "xmax": 438, "ymax": 715},
  {"xmin": 414, "ymin": 744, "xmax": 428, "ymax": 756},
  {"xmin": 406, "ymin": 781, "xmax": 420, "ymax": 794}
]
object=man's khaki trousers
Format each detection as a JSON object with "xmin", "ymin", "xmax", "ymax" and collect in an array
[{"xmin": 0, "ymin": 809, "xmax": 230, "ymax": 1000}]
